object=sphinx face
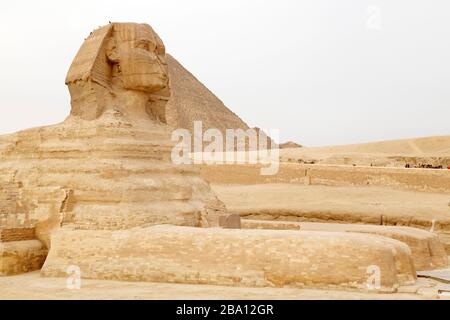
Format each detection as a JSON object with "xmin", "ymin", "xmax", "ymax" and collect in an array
[{"xmin": 111, "ymin": 24, "xmax": 169, "ymax": 93}]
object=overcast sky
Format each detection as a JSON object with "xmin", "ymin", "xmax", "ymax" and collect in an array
[{"xmin": 0, "ymin": 0, "xmax": 449, "ymax": 146}]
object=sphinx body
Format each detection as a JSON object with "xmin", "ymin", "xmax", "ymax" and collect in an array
[{"xmin": 0, "ymin": 23, "xmax": 225, "ymax": 250}]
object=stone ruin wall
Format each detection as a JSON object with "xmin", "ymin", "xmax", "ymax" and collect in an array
[
  {"xmin": 0, "ymin": 173, "xmax": 70, "ymax": 247},
  {"xmin": 199, "ymin": 163, "xmax": 450, "ymax": 194},
  {"xmin": 0, "ymin": 179, "xmax": 48, "ymax": 275},
  {"xmin": 0, "ymin": 181, "xmax": 23, "ymax": 227},
  {"xmin": 0, "ymin": 178, "xmax": 40, "ymax": 242}
]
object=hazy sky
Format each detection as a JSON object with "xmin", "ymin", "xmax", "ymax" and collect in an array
[{"xmin": 0, "ymin": 0, "xmax": 449, "ymax": 146}]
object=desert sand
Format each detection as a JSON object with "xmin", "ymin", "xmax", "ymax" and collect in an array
[
  {"xmin": 0, "ymin": 271, "xmax": 438, "ymax": 300},
  {"xmin": 280, "ymin": 135, "xmax": 450, "ymax": 168}
]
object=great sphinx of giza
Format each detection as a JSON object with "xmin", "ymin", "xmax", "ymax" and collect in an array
[
  {"xmin": 0, "ymin": 23, "xmax": 226, "ymax": 250},
  {"xmin": 0, "ymin": 22, "xmax": 437, "ymax": 292}
]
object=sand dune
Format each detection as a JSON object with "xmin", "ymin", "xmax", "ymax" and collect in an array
[
  {"xmin": 286, "ymin": 135, "xmax": 450, "ymax": 155},
  {"xmin": 280, "ymin": 135, "xmax": 450, "ymax": 167}
]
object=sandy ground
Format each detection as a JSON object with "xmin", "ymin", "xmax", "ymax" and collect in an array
[
  {"xmin": 0, "ymin": 272, "xmax": 437, "ymax": 300},
  {"xmin": 212, "ymin": 183, "xmax": 450, "ymax": 223},
  {"xmin": 280, "ymin": 135, "xmax": 450, "ymax": 167},
  {"xmin": 283, "ymin": 135, "xmax": 450, "ymax": 156}
]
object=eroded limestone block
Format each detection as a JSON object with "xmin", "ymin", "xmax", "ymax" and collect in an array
[
  {"xmin": 0, "ymin": 240, "xmax": 48, "ymax": 276},
  {"xmin": 41, "ymin": 225, "xmax": 416, "ymax": 292},
  {"xmin": 298, "ymin": 222, "xmax": 448, "ymax": 271}
]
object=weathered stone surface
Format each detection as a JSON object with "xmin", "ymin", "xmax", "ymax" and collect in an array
[
  {"xmin": 201, "ymin": 163, "xmax": 450, "ymax": 194},
  {"xmin": 0, "ymin": 240, "xmax": 47, "ymax": 276},
  {"xmin": 41, "ymin": 225, "xmax": 416, "ymax": 292},
  {"xmin": 0, "ymin": 227, "xmax": 35, "ymax": 242},
  {"xmin": 298, "ymin": 222, "xmax": 448, "ymax": 271},
  {"xmin": 241, "ymin": 219, "xmax": 447, "ymax": 271},
  {"xmin": 242, "ymin": 219, "xmax": 301, "ymax": 231}
]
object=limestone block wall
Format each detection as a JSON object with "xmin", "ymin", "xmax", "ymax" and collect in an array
[
  {"xmin": 199, "ymin": 164, "xmax": 450, "ymax": 194},
  {"xmin": 307, "ymin": 165, "xmax": 450, "ymax": 194},
  {"xmin": 0, "ymin": 181, "xmax": 20, "ymax": 213},
  {"xmin": 42, "ymin": 225, "xmax": 416, "ymax": 292},
  {"xmin": 0, "ymin": 181, "xmax": 24, "ymax": 227}
]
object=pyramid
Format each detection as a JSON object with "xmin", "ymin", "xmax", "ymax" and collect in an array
[{"xmin": 165, "ymin": 55, "xmax": 250, "ymax": 134}]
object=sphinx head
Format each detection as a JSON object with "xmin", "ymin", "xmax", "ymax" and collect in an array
[
  {"xmin": 107, "ymin": 23, "xmax": 168, "ymax": 92},
  {"xmin": 66, "ymin": 23, "xmax": 170, "ymax": 121}
]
